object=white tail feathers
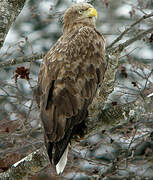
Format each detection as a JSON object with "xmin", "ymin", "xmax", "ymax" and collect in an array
[{"xmin": 56, "ymin": 145, "xmax": 69, "ymax": 174}]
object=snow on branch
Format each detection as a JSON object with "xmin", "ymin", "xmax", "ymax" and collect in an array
[{"xmin": 0, "ymin": 146, "xmax": 49, "ymax": 180}]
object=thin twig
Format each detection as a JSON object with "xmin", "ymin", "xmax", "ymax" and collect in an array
[{"xmin": 107, "ymin": 12, "xmax": 153, "ymax": 49}]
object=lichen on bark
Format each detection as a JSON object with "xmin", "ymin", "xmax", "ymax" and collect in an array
[{"xmin": 0, "ymin": 0, "xmax": 26, "ymax": 49}]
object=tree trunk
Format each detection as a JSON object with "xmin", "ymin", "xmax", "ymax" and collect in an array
[{"xmin": 0, "ymin": 0, "xmax": 26, "ymax": 49}]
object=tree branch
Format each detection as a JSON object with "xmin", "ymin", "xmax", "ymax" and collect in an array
[
  {"xmin": 107, "ymin": 27, "xmax": 153, "ymax": 54},
  {"xmin": 107, "ymin": 12, "xmax": 153, "ymax": 49},
  {"xmin": 0, "ymin": 147, "xmax": 49, "ymax": 180},
  {"xmin": 0, "ymin": 53, "xmax": 45, "ymax": 68},
  {"xmin": 1, "ymin": 25, "xmax": 152, "ymax": 68},
  {"xmin": 0, "ymin": 0, "xmax": 26, "ymax": 49},
  {"xmin": 0, "ymin": 100, "xmax": 138, "ymax": 179},
  {"xmin": 1, "ymin": 26, "xmax": 152, "ymax": 68}
]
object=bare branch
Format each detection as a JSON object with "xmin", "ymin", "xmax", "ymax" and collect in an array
[
  {"xmin": 1, "ymin": 27, "xmax": 152, "ymax": 68},
  {"xmin": 107, "ymin": 12, "xmax": 153, "ymax": 49},
  {"xmin": 1, "ymin": 25, "xmax": 152, "ymax": 68},
  {"xmin": 0, "ymin": 53, "xmax": 45, "ymax": 68},
  {"xmin": 107, "ymin": 27, "xmax": 153, "ymax": 54}
]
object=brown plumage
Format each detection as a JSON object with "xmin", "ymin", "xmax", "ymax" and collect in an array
[{"xmin": 36, "ymin": 3, "xmax": 106, "ymax": 174}]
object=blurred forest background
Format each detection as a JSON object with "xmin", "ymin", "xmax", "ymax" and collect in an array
[{"xmin": 0, "ymin": 0, "xmax": 153, "ymax": 179}]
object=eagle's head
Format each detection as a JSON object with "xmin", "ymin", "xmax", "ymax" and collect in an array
[{"xmin": 63, "ymin": 3, "xmax": 98, "ymax": 33}]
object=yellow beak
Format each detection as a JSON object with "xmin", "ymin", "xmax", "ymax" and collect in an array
[{"xmin": 86, "ymin": 7, "xmax": 98, "ymax": 18}]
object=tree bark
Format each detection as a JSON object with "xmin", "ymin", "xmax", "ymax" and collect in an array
[
  {"xmin": 0, "ymin": 147, "xmax": 49, "ymax": 180},
  {"xmin": 0, "ymin": 0, "xmax": 26, "ymax": 49}
]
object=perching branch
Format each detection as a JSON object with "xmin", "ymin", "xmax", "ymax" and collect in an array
[
  {"xmin": 0, "ymin": 147, "xmax": 49, "ymax": 180},
  {"xmin": 0, "ymin": 100, "xmax": 139, "ymax": 180}
]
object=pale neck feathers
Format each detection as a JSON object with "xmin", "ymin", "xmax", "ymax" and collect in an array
[{"xmin": 63, "ymin": 21, "xmax": 96, "ymax": 35}]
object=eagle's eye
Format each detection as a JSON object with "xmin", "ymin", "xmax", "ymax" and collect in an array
[{"xmin": 78, "ymin": 10, "xmax": 83, "ymax": 14}]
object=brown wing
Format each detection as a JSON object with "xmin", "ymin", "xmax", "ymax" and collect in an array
[{"xmin": 37, "ymin": 26, "xmax": 106, "ymax": 164}]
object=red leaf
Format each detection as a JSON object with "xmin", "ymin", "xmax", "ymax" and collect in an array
[
  {"xmin": 5, "ymin": 127, "xmax": 9, "ymax": 133},
  {"xmin": 149, "ymin": 34, "xmax": 153, "ymax": 43},
  {"xmin": 131, "ymin": 81, "xmax": 137, "ymax": 87}
]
